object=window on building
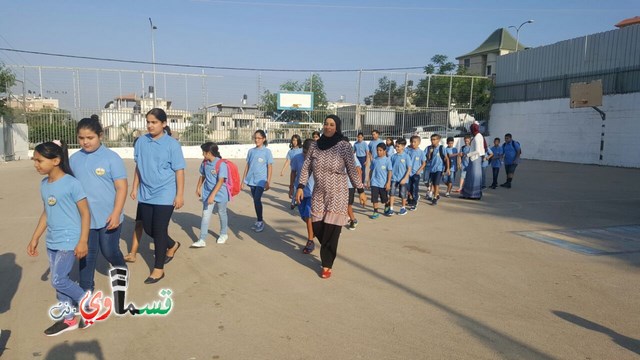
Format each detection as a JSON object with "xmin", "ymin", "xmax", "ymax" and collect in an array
[
  {"xmin": 464, "ymin": 58, "xmax": 470, "ymax": 68},
  {"xmin": 486, "ymin": 65, "xmax": 492, "ymax": 76}
]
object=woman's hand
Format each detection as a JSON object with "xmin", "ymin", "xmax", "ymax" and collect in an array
[
  {"xmin": 196, "ymin": 188, "xmax": 202, "ymax": 198},
  {"xmin": 207, "ymin": 195, "xmax": 215, "ymax": 205},
  {"xmin": 358, "ymin": 192, "xmax": 367, "ymax": 207},
  {"xmin": 295, "ymin": 188, "xmax": 304, "ymax": 204},
  {"xmin": 27, "ymin": 239, "xmax": 39, "ymax": 257},
  {"xmin": 129, "ymin": 190, "xmax": 137, "ymax": 201},
  {"xmin": 105, "ymin": 212, "xmax": 121, "ymax": 230},
  {"xmin": 74, "ymin": 241, "xmax": 88, "ymax": 259},
  {"xmin": 264, "ymin": 181, "xmax": 270, "ymax": 191},
  {"xmin": 174, "ymin": 195, "xmax": 184, "ymax": 210}
]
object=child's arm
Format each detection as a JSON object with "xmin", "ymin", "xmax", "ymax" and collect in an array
[
  {"xmin": 280, "ymin": 159, "xmax": 290, "ymax": 176},
  {"xmin": 289, "ymin": 170, "xmax": 297, "ymax": 198},
  {"xmin": 207, "ymin": 176, "xmax": 226, "ymax": 205},
  {"xmin": 416, "ymin": 160, "xmax": 426, "ymax": 175},
  {"xmin": 445, "ymin": 154, "xmax": 451, "ymax": 174},
  {"xmin": 385, "ymin": 170, "xmax": 392, "ymax": 191},
  {"xmin": 27, "ymin": 209, "xmax": 47, "ymax": 257},
  {"xmin": 75, "ymin": 199, "xmax": 90, "ymax": 259},
  {"xmin": 130, "ymin": 166, "xmax": 140, "ymax": 200},
  {"xmin": 367, "ymin": 169, "xmax": 373, "ymax": 189},
  {"xmin": 401, "ymin": 166, "xmax": 411, "ymax": 185},
  {"xmin": 241, "ymin": 163, "xmax": 249, "ymax": 190},
  {"xmin": 106, "ymin": 178, "xmax": 128, "ymax": 230},
  {"xmin": 265, "ymin": 164, "xmax": 273, "ymax": 191},
  {"xmin": 196, "ymin": 175, "xmax": 204, "ymax": 198},
  {"xmin": 174, "ymin": 169, "xmax": 185, "ymax": 209}
]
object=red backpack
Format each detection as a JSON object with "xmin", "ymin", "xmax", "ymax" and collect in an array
[{"xmin": 215, "ymin": 159, "xmax": 241, "ymax": 200}]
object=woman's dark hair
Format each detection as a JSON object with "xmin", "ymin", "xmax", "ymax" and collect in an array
[
  {"xmin": 302, "ymin": 138, "xmax": 313, "ymax": 152},
  {"xmin": 200, "ymin": 142, "xmax": 222, "ymax": 158},
  {"xmin": 376, "ymin": 143, "xmax": 387, "ymax": 151},
  {"xmin": 254, "ymin": 129, "xmax": 268, "ymax": 146},
  {"xmin": 146, "ymin": 108, "xmax": 172, "ymax": 136},
  {"xmin": 34, "ymin": 141, "xmax": 74, "ymax": 176},
  {"xmin": 290, "ymin": 134, "xmax": 302, "ymax": 149},
  {"xmin": 77, "ymin": 114, "xmax": 103, "ymax": 136},
  {"xmin": 312, "ymin": 131, "xmax": 320, "ymax": 139}
]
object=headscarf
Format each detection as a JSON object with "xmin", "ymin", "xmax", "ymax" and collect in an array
[
  {"xmin": 317, "ymin": 115, "xmax": 347, "ymax": 150},
  {"xmin": 471, "ymin": 122, "xmax": 487, "ymax": 151}
]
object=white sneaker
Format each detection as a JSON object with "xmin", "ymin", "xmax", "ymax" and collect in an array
[
  {"xmin": 250, "ymin": 222, "xmax": 258, "ymax": 230},
  {"xmin": 255, "ymin": 221, "xmax": 265, "ymax": 233},
  {"xmin": 190, "ymin": 240, "xmax": 206, "ymax": 248},
  {"xmin": 216, "ymin": 234, "xmax": 228, "ymax": 244}
]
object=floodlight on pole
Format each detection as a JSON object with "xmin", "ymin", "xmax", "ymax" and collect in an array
[
  {"xmin": 508, "ymin": 20, "xmax": 534, "ymax": 52},
  {"xmin": 149, "ymin": 17, "xmax": 158, "ymax": 107}
]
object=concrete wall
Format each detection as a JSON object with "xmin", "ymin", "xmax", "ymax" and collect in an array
[{"xmin": 489, "ymin": 92, "xmax": 640, "ymax": 167}]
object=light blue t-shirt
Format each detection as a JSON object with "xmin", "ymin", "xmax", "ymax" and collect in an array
[
  {"xmin": 70, "ymin": 145, "xmax": 127, "ymax": 229},
  {"xmin": 445, "ymin": 147, "xmax": 459, "ymax": 172},
  {"xmin": 347, "ymin": 153, "xmax": 361, "ymax": 189},
  {"xmin": 40, "ymin": 175, "xmax": 87, "ymax": 251},
  {"xmin": 391, "ymin": 152, "xmax": 411, "ymax": 182},
  {"xmin": 200, "ymin": 158, "xmax": 229, "ymax": 203},
  {"xmin": 286, "ymin": 148, "xmax": 303, "ymax": 162},
  {"xmin": 482, "ymin": 147, "xmax": 493, "ymax": 168},
  {"xmin": 134, "ymin": 133, "xmax": 186, "ymax": 205},
  {"xmin": 354, "ymin": 141, "xmax": 368, "ymax": 157},
  {"xmin": 291, "ymin": 153, "xmax": 314, "ymax": 198},
  {"xmin": 490, "ymin": 145, "xmax": 504, "ymax": 168},
  {"xmin": 368, "ymin": 139, "xmax": 384, "ymax": 159},
  {"xmin": 427, "ymin": 145, "xmax": 445, "ymax": 173},
  {"xmin": 370, "ymin": 156, "xmax": 392, "ymax": 188},
  {"xmin": 386, "ymin": 145, "xmax": 396, "ymax": 157},
  {"xmin": 405, "ymin": 146, "xmax": 426, "ymax": 176},
  {"xmin": 503, "ymin": 141, "xmax": 521, "ymax": 165},
  {"xmin": 461, "ymin": 145, "xmax": 471, "ymax": 170},
  {"xmin": 245, "ymin": 146, "xmax": 274, "ymax": 187}
]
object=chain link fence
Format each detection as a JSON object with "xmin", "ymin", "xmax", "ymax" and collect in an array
[{"xmin": 2, "ymin": 65, "xmax": 491, "ymax": 149}]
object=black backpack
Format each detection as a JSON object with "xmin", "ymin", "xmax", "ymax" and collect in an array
[{"xmin": 427, "ymin": 145, "xmax": 446, "ymax": 162}]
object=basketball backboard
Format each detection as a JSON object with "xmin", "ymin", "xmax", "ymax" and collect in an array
[
  {"xmin": 570, "ymin": 80, "xmax": 603, "ymax": 108},
  {"xmin": 277, "ymin": 92, "xmax": 314, "ymax": 111}
]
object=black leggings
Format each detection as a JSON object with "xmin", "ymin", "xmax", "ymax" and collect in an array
[
  {"xmin": 138, "ymin": 203, "xmax": 176, "ymax": 270},
  {"xmin": 312, "ymin": 221, "xmax": 342, "ymax": 269}
]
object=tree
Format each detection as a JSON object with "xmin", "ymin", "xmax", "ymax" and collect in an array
[
  {"xmin": 25, "ymin": 108, "xmax": 77, "ymax": 145},
  {"xmin": 366, "ymin": 76, "xmax": 410, "ymax": 107},
  {"xmin": 259, "ymin": 73, "xmax": 328, "ymax": 121},
  {"xmin": 0, "ymin": 63, "xmax": 17, "ymax": 116}
]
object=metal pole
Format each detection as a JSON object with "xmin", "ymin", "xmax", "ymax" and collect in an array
[
  {"xmin": 38, "ymin": 66, "xmax": 43, "ymax": 98},
  {"xmin": 76, "ymin": 69, "xmax": 81, "ymax": 108},
  {"xmin": 185, "ymin": 74, "xmax": 189, "ymax": 110},
  {"xmin": 426, "ymin": 75, "xmax": 431, "ymax": 108},
  {"xmin": 447, "ymin": 74, "xmax": 453, "ymax": 135},
  {"xmin": 118, "ymin": 71, "xmax": 122, "ymax": 98},
  {"xmin": 355, "ymin": 70, "xmax": 362, "ymax": 130},
  {"xmin": 163, "ymin": 73, "xmax": 167, "ymax": 100},
  {"xmin": 96, "ymin": 69, "xmax": 100, "ymax": 109},
  {"xmin": 469, "ymin": 77, "xmax": 474, "ymax": 108},
  {"xmin": 149, "ymin": 18, "xmax": 157, "ymax": 108},
  {"xmin": 402, "ymin": 72, "xmax": 408, "ymax": 136}
]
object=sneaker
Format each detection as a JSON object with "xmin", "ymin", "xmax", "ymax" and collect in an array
[
  {"xmin": 190, "ymin": 240, "xmax": 207, "ymax": 248},
  {"xmin": 426, "ymin": 192, "xmax": 433, "ymax": 200},
  {"xmin": 79, "ymin": 317, "xmax": 91, "ymax": 330},
  {"xmin": 254, "ymin": 221, "xmax": 265, "ymax": 233},
  {"xmin": 384, "ymin": 205, "xmax": 390, "ymax": 213},
  {"xmin": 290, "ymin": 198, "xmax": 297, "ymax": 210},
  {"xmin": 407, "ymin": 206, "xmax": 416, "ymax": 211},
  {"xmin": 250, "ymin": 222, "xmax": 258, "ymax": 230},
  {"xmin": 216, "ymin": 234, "xmax": 228, "ymax": 244},
  {"xmin": 44, "ymin": 319, "xmax": 78, "ymax": 336},
  {"xmin": 432, "ymin": 197, "xmax": 439, "ymax": 205},
  {"xmin": 384, "ymin": 209, "xmax": 394, "ymax": 217},
  {"xmin": 500, "ymin": 182, "xmax": 509, "ymax": 188},
  {"xmin": 371, "ymin": 212, "xmax": 380, "ymax": 219},
  {"xmin": 398, "ymin": 207, "xmax": 407, "ymax": 216},
  {"xmin": 445, "ymin": 192, "xmax": 450, "ymax": 198},
  {"xmin": 347, "ymin": 220, "xmax": 357, "ymax": 230}
]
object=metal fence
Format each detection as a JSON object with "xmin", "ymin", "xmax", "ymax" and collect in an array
[{"xmin": 2, "ymin": 65, "xmax": 491, "ymax": 148}]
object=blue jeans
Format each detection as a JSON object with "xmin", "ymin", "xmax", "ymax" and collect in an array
[
  {"xmin": 47, "ymin": 248, "xmax": 86, "ymax": 319},
  {"xmin": 199, "ymin": 201, "xmax": 228, "ymax": 240},
  {"xmin": 249, "ymin": 186, "xmax": 264, "ymax": 222},
  {"xmin": 408, "ymin": 174, "xmax": 421, "ymax": 206},
  {"xmin": 79, "ymin": 226, "xmax": 127, "ymax": 293},
  {"xmin": 357, "ymin": 156, "xmax": 367, "ymax": 183}
]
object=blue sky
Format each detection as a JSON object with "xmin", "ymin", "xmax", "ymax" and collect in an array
[{"xmin": 1, "ymin": 0, "xmax": 639, "ymax": 109}]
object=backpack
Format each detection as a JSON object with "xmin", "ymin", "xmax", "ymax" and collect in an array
[
  {"xmin": 503, "ymin": 140, "xmax": 522, "ymax": 155},
  {"xmin": 215, "ymin": 159, "xmax": 241, "ymax": 199},
  {"xmin": 428, "ymin": 145, "xmax": 446, "ymax": 161}
]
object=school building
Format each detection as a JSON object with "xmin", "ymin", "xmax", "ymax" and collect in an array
[{"xmin": 488, "ymin": 21, "xmax": 640, "ymax": 168}]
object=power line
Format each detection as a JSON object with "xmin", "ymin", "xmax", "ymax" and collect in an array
[{"xmin": 0, "ymin": 47, "xmax": 425, "ymax": 73}]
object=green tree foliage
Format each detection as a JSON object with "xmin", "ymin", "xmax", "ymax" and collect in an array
[
  {"xmin": 260, "ymin": 73, "xmax": 328, "ymax": 121},
  {"xmin": 366, "ymin": 76, "xmax": 411, "ymax": 107},
  {"xmin": 0, "ymin": 63, "xmax": 17, "ymax": 116},
  {"xmin": 26, "ymin": 109, "xmax": 77, "ymax": 145}
]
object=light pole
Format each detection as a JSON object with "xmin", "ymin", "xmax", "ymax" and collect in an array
[
  {"xmin": 149, "ymin": 17, "xmax": 157, "ymax": 108},
  {"xmin": 508, "ymin": 20, "xmax": 534, "ymax": 52}
]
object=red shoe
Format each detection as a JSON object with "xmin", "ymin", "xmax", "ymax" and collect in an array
[{"xmin": 321, "ymin": 268, "xmax": 332, "ymax": 279}]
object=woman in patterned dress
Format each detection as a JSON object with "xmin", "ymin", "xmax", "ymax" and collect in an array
[{"xmin": 296, "ymin": 115, "xmax": 366, "ymax": 279}]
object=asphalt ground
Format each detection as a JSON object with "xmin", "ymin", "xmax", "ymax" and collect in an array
[{"xmin": 1, "ymin": 158, "xmax": 639, "ymax": 359}]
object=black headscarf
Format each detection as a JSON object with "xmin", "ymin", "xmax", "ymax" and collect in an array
[{"xmin": 317, "ymin": 115, "xmax": 347, "ymax": 150}]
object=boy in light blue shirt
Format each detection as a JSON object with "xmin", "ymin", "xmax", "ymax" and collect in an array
[
  {"xmin": 489, "ymin": 137, "xmax": 504, "ymax": 189},
  {"xmin": 353, "ymin": 132, "xmax": 368, "ymax": 184},
  {"xmin": 290, "ymin": 139, "xmax": 316, "ymax": 254},
  {"xmin": 405, "ymin": 135, "xmax": 426, "ymax": 210},
  {"xmin": 442, "ymin": 137, "xmax": 459, "ymax": 197},
  {"xmin": 482, "ymin": 145, "xmax": 493, "ymax": 189},
  {"xmin": 389, "ymin": 138, "xmax": 411, "ymax": 216},
  {"xmin": 425, "ymin": 134, "xmax": 450, "ymax": 205},
  {"xmin": 455, "ymin": 135, "xmax": 472, "ymax": 193},
  {"xmin": 367, "ymin": 143, "xmax": 392, "ymax": 219},
  {"xmin": 501, "ymin": 133, "xmax": 522, "ymax": 188},
  {"xmin": 367, "ymin": 129, "xmax": 384, "ymax": 165}
]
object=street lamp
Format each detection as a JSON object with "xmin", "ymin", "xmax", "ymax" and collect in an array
[
  {"xmin": 508, "ymin": 20, "xmax": 534, "ymax": 52},
  {"xmin": 149, "ymin": 17, "xmax": 158, "ymax": 107}
]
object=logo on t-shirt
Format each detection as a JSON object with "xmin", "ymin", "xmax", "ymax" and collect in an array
[
  {"xmin": 95, "ymin": 168, "xmax": 106, "ymax": 176},
  {"xmin": 258, "ymin": 157, "xmax": 264, "ymax": 163},
  {"xmin": 400, "ymin": 159, "xmax": 405, "ymax": 163},
  {"xmin": 47, "ymin": 196, "xmax": 57, "ymax": 206},
  {"xmin": 210, "ymin": 169, "xmax": 217, "ymax": 175},
  {"xmin": 381, "ymin": 166, "xmax": 386, "ymax": 170}
]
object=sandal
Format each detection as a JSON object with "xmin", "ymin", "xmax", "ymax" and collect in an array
[
  {"xmin": 124, "ymin": 254, "xmax": 136, "ymax": 263},
  {"xmin": 321, "ymin": 268, "xmax": 332, "ymax": 279},
  {"xmin": 302, "ymin": 240, "xmax": 315, "ymax": 254}
]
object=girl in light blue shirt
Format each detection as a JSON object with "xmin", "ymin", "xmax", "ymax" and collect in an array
[
  {"xmin": 241, "ymin": 129, "xmax": 273, "ymax": 233},
  {"xmin": 28, "ymin": 141, "xmax": 90, "ymax": 336}
]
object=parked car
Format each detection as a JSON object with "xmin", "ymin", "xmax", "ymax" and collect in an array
[{"xmin": 402, "ymin": 125, "xmax": 462, "ymax": 140}]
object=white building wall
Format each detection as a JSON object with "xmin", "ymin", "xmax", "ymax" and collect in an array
[{"xmin": 490, "ymin": 92, "xmax": 640, "ymax": 167}]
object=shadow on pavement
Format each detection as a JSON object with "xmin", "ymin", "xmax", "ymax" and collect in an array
[
  {"xmin": 0, "ymin": 253, "xmax": 21, "ymax": 314},
  {"xmin": 44, "ymin": 339, "xmax": 105, "ymax": 360}
]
